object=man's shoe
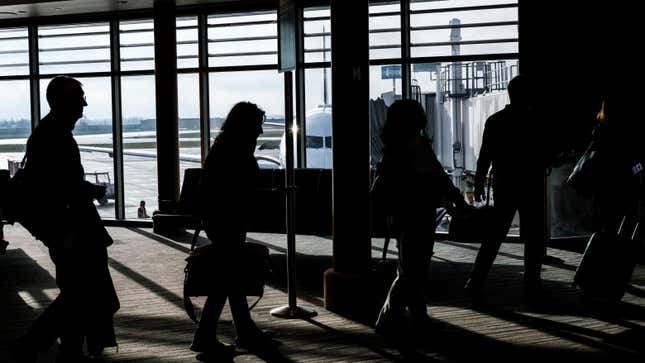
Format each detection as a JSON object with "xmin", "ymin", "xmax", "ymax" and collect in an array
[
  {"xmin": 190, "ymin": 337, "xmax": 234, "ymax": 354},
  {"xmin": 235, "ymin": 331, "xmax": 281, "ymax": 353}
]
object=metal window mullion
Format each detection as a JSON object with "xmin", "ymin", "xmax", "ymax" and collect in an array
[
  {"xmin": 401, "ymin": 0, "xmax": 411, "ymax": 99},
  {"xmin": 295, "ymin": 6, "xmax": 306, "ymax": 168},
  {"xmin": 28, "ymin": 25, "xmax": 40, "ymax": 130},
  {"xmin": 198, "ymin": 13, "xmax": 210, "ymax": 163},
  {"xmin": 110, "ymin": 20, "xmax": 125, "ymax": 220}
]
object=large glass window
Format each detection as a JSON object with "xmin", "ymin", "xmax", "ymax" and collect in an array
[
  {"xmin": 209, "ymin": 71, "xmax": 283, "ymax": 169},
  {"xmin": 369, "ymin": 1, "xmax": 401, "ymax": 60},
  {"xmin": 303, "ymin": 7, "xmax": 330, "ymax": 64},
  {"xmin": 39, "ymin": 77, "xmax": 115, "ymax": 218},
  {"xmin": 177, "ymin": 73, "xmax": 201, "ymax": 184},
  {"xmin": 121, "ymin": 75, "xmax": 157, "ymax": 219},
  {"xmin": 208, "ymin": 11, "xmax": 277, "ymax": 67},
  {"xmin": 410, "ymin": 0, "xmax": 518, "ymax": 58},
  {"xmin": 0, "ymin": 27, "xmax": 29, "ymax": 76},
  {"xmin": 0, "ymin": 80, "xmax": 30, "ymax": 175},
  {"xmin": 39, "ymin": 23, "xmax": 110, "ymax": 75},
  {"xmin": 120, "ymin": 19, "xmax": 155, "ymax": 71},
  {"xmin": 177, "ymin": 16, "xmax": 198, "ymax": 69}
]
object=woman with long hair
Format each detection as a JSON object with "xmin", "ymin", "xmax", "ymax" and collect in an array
[
  {"xmin": 374, "ymin": 100, "xmax": 467, "ymax": 344},
  {"xmin": 191, "ymin": 102, "xmax": 277, "ymax": 359}
]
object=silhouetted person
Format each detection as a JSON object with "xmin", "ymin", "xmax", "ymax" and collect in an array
[
  {"xmin": 137, "ymin": 200, "xmax": 149, "ymax": 218},
  {"xmin": 192, "ymin": 102, "xmax": 279, "ymax": 360},
  {"xmin": 10, "ymin": 76, "xmax": 119, "ymax": 363},
  {"xmin": 374, "ymin": 100, "xmax": 468, "ymax": 344},
  {"xmin": 466, "ymin": 75, "xmax": 549, "ymax": 301}
]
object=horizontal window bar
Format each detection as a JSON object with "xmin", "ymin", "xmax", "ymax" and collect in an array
[
  {"xmin": 0, "ymin": 35, "xmax": 28, "ymax": 41},
  {"xmin": 302, "ymin": 61, "xmax": 331, "ymax": 69},
  {"xmin": 176, "ymin": 25, "xmax": 198, "ymax": 31},
  {"xmin": 410, "ymin": 3, "xmax": 518, "ymax": 15},
  {"xmin": 369, "ymin": 27, "xmax": 401, "ymax": 34},
  {"xmin": 0, "ymin": 74, "xmax": 30, "ymax": 80},
  {"xmin": 303, "ymin": 16, "xmax": 330, "ymax": 22},
  {"xmin": 208, "ymin": 35, "xmax": 277, "ymax": 43},
  {"xmin": 304, "ymin": 47, "xmax": 330, "ymax": 53},
  {"xmin": 412, "ymin": 38, "xmax": 518, "ymax": 48},
  {"xmin": 411, "ymin": 21, "xmax": 518, "ymax": 32},
  {"xmin": 120, "ymin": 28, "xmax": 154, "ymax": 34},
  {"xmin": 207, "ymin": 63, "xmax": 278, "ymax": 72},
  {"xmin": 0, "ymin": 62, "xmax": 29, "ymax": 68},
  {"xmin": 178, "ymin": 55, "xmax": 198, "ymax": 59},
  {"xmin": 121, "ymin": 57, "xmax": 154, "ymax": 62},
  {"xmin": 39, "ymin": 29, "xmax": 109, "ymax": 39},
  {"xmin": 0, "ymin": 49, "xmax": 28, "ymax": 55},
  {"xmin": 368, "ymin": 11, "xmax": 401, "ymax": 18},
  {"xmin": 39, "ymin": 59, "xmax": 110, "ymax": 66},
  {"xmin": 207, "ymin": 19, "xmax": 277, "ymax": 28},
  {"xmin": 39, "ymin": 44, "xmax": 108, "ymax": 52},
  {"xmin": 304, "ymin": 32, "xmax": 330, "ymax": 37},
  {"xmin": 120, "ymin": 42, "xmax": 154, "ymax": 48},
  {"xmin": 369, "ymin": 44, "xmax": 402, "ymax": 50},
  {"xmin": 208, "ymin": 50, "xmax": 277, "ymax": 57}
]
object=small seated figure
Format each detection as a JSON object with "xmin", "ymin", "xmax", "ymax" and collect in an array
[{"xmin": 137, "ymin": 200, "xmax": 149, "ymax": 219}]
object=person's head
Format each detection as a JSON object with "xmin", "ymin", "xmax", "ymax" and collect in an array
[
  {"xmin": 139, "ymin": 200, "xmax": 146, "ymax": 207},
  {"xmin": 219, "ymin": 102, "xmax": 265, "ymax": 147},
  {"xmin": 380, "ymin": 99, "xmax": 427, "ymax": 148},
  {"xmin": 46, "ymin": 75, "xmax": 87, "ymax": 125},
  {"xmin": 507, "ymin": 75, "xmax": 531, "ymax": 109}
]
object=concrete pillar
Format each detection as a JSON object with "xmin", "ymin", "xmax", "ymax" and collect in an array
[
  {"xmin": 153, "ymin": 0, "xmax": 180, "ymax": 214},
  {"xmin": 324, "ymin": 0, "xmax": 380, "ymax": 323}
]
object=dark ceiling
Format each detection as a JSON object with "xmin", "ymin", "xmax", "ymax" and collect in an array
[{"xmin": 0, "ymin": 0, "xmax": 239, "ymax": 21}]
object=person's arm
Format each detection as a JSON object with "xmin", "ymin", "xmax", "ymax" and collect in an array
[
  {"xmin": 411, "ymin": 136, "xmax": 468, "ymax": 209},
  {"xmin": 474, "ymin": 119, "xmax": 494, "ymax": 202}
]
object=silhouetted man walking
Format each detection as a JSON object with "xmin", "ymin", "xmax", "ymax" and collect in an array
[
  {"xmin": 466, "ymin": 75, "xmax": 549, "ymax": 302},
  {"xmin": 11, "ymin": 76, "xmax": 119, "ymax": 363}
]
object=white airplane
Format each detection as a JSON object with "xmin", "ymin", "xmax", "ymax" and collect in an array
[{"xmin": 279, "ymin": 105, "xmax": 332, "ymax": 169}]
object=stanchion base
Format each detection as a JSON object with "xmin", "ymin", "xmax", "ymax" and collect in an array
[{"xmin": 270, "ymin": 305, "xmax": 317, "ymax": 319}]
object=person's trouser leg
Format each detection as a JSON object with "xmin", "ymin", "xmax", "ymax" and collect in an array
[
  {"xmin": 519, "ymin": 200, "xmax": 545, "ymax": 286},
  {"xmin": 467, "ymin": 205, "xmax": 516, "ymax": 287},
  {"xmin": 377, "ymin": 221, "xmax": 434, "ymax": 330},
  {"xmin": 402, "ymin": 228, "xmax": 434, "ymax": 321},
  {"xmin": 196, "ymin": 293, "xmax": 227, "ymax": 340}
]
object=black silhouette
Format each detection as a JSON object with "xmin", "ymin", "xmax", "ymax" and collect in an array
[
  {"xmin": 465, "ymin": 75, "xmax": 550, "ymax": 302},
  {"xmin": 373, "ymin": 100, "xmax": 468, "ymax": 345},
  {"xmin": 10, "ymin": 76, "xmax": 119, "ymax": 363},
  {"xmin": 191, "ymin": 101, "xmax": 281, "ymax": 360}
]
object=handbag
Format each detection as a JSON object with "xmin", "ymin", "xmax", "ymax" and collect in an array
[
  {"xmin": 183, "ymin": 237, "xmax": 272, "ymax": 323},
  {"xmin": 447, "ymin": 175, "xmax": 498, "ymax": 243},
  {"xmin": 567, "ymin": 139, "xmax": 598, "ymax": 197}
]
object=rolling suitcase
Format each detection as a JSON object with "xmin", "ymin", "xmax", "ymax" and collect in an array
[{"xmin": 573, "ymin": 214, "xmax": 642, "ymax": 301}]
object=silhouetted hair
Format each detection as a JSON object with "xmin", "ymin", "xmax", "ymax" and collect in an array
[
  {"xmin": 219, "ymin": 102, "xmax": 265, "ymax": 140},
  {"xmin": 381, "ymin": 99, "xmax": 426, "ymax": 148},
  {"xmin": 46, "ymin": 75, "xmax": 83, "ymax": 109},
  {"xmin": 507, "ymin": 75, "xmax": 529, "ymax": 105}
]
